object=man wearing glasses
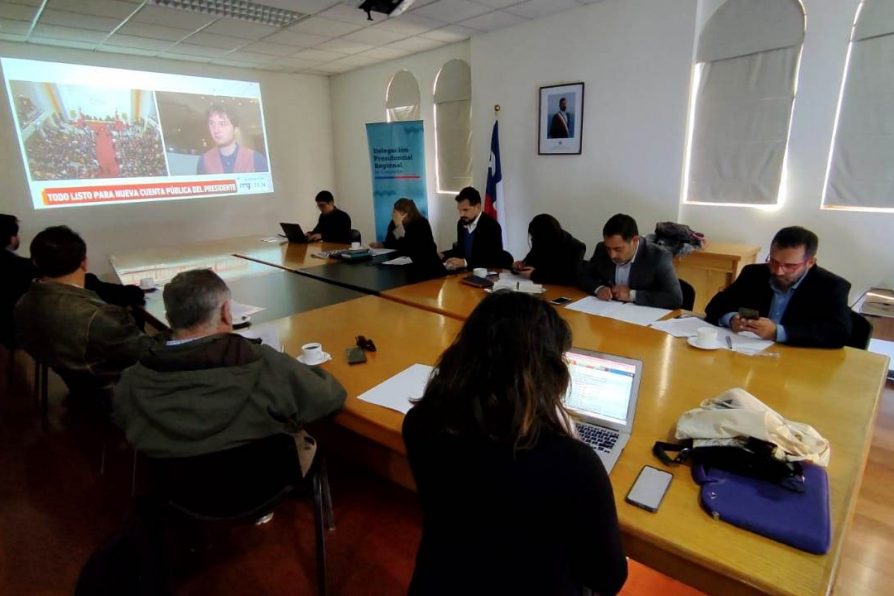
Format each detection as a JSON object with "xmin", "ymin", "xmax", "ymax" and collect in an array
[{"xmin": 705, "ymin": 226, "xmax": 852, "ymax": 348}]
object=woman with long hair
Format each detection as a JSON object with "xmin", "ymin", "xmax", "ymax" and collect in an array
[
  {"xmin": 403, "ymin": 291, "xmax": 627, "ymax": 595},
  {"xmin": 512, "ymin": 213, "xmax": 586, "ymax": 285},
  {"xmin": 372, "ymin": 197, "xmax": 444, "ymax": 276}
]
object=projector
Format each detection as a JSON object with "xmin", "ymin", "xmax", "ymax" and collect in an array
[{"xmin": 343, "ymin": 0, "xmax": 416, "ymax": 20}]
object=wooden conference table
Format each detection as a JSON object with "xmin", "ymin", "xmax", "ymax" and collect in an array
[{"xmin": 111, "ymin": 238, "xmax": 889, "ymax": 596}]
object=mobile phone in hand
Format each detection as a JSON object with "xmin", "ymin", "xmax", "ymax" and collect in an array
[{"xmin": 738, "ymin": 307, "xmax": 760, "ymax": 320}]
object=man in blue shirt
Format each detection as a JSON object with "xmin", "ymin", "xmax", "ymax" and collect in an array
[{"xmin": 705, "ymin": 226, "xmax": 852, "ymax": 348}]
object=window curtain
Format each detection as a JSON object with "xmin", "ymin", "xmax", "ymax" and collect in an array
[
  {"xmin": 434, "ymin": 59, "xmax": 472, "ymax": 193},
  {"xmin": 386, "ymin": 70, "xmax": 420, "ymax": 122}
]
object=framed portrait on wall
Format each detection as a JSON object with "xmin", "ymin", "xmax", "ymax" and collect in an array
[{"xmin": 538, "ymin": 82, "xmax": 584, "ymax": 155}]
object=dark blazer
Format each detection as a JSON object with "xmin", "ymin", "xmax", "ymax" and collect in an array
[
  {"xmin": 521, "ymin": 230, "xmax": 586, "ymax": 285},
  {"xmin": 578, "ymin": 238, "xmax": 682, "ymax": 309},
  {"xmin": 384, "ymin": 217, "xmax": 445, "ymax": 277},
  {"xmin": 704, "ymin": 264, "xmax": 852, "ymax": 348},
  {"xmin": 0, "ymin": 249, "xmax": 37, "ymax": 347},
  {"xmin": 403, "ymin": 404, "xmax": 627, "ymax": 596},
  {"xmin": 442, "ymin": 213, "xmax": 511, "ymax": 269}
]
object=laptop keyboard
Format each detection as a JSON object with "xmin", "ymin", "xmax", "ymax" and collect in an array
[{"xmin": 574, "ymin": 421, "xmax": 619, "ymax": 454}]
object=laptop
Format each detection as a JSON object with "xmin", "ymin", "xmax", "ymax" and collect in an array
[
  {"xmin": 279, "ymin": 222, "xmax": 309, "ymax": 243},
  {"xmin": 563, "ymin": 348, "xmax": 642, "ymax": 473}
]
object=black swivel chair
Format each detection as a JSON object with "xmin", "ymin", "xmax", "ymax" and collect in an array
[
  {"xmin": 349, "ymin": 229, "xmax": 361, "ymax": 244},
  {"xmin": 846, "ymin": 311, "xmax": 873, "ymax": 349},
  {"xmin": 145, "ymin": 433, "xmax": 332, "ymax": 595},
  {"xmin": 679, "ymin": 279, "xmax": 696, "ymax": 312}
]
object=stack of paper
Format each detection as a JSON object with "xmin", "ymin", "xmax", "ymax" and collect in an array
[
  {"xmin": 358, "ymin": 364, "xmax": 433, "ymax": 414},
  {"xmin": 490, "ymin": 279, "xmax": 544, "ymax": 294},
  {"xmin": 650, "ymin": 316, "xmax": 710, "ymax": 337},
  {"xmin": 382, "ymin": 256, "xmax": 413, "ymax": 266},
  {"xmin": 565, "ymin": 296, "xmax": 671, "ymax": 326}
]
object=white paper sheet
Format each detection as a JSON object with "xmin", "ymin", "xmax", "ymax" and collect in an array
[
  {"xmin": 357, "ymin": 364, "xmax": 433, "ymax": 414},
  {"xmin": 490, "ymin": 279, "xmax": 544, "ymax": 294},
  {"xmin": 564, "ymin": 297, "xmax": 670, "ymax": 325},
  {"xmin": 650, "ymin": 316, "xmax": 711, "ymax": 337},
  {"xmin": 370, "ymin": 247, "xmax": 398, "ymax": 256},
  {"xmin": 230, "ymin": 300, "xmax": 264, "ymax": 323},
  {"xmin": 235, "ymin": 326, "xmax": 282, "ymax": 351},
  {"xmin": 382, "ymin": 256, "xmax": 413, "ymax": 266},
  {"xmin": 565, "ymin": 296, "xmax": 625, "ymax": 317},
  {"xmin": 868, "ymin": 339, "xmax": 894, "ymax": 374},
  {"xmin": 720, "ymin": 329, "xmax": 774, "ymax": 355},
  {"xmin": 261, "ymin": 236, "xmax": 287, "ymax": 244}
]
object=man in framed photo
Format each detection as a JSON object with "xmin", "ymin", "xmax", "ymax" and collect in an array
[{"xmin": 549, "ymin": 96, "xmax": 572, "ymax": 138}]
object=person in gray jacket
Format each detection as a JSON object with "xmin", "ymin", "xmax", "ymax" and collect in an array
[
  {"xmin": 114, "ymin": 269, "xmax": 346, "ymax": 460},
  {"xmin": 578, "ymin": 214, "xmax": 682, "ymax": 309}
]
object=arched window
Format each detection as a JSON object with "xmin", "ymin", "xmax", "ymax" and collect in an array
[
  {"xmin": 385, "ymin": 70, "xmax": 420, "ymax": 122},
  {"xmin": 433, "ymin": 59, "xmax": 472, "ymax": 194},
  {"xmin": 824, "ymin": 0, "xmax": 894, "ymax": 210},
  {"xmin": 684, "ymin": 0, "xmax": 805, "ymax": 206}
]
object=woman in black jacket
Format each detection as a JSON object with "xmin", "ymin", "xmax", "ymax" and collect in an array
[
  {"xmin": 374, "ymin": 198, "xmax": 445, "ymax": 277},
  {"xmin": 512, "ymin": 213, "xmax": 586, "ymax": 285},
  {"xmin": 402, "ymin": 291, "xmax": 627, "ymax": 596}
]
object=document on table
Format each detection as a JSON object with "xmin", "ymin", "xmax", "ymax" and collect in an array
[
  {"xmin": 382, "ymin": 256, "xmax": 413, "ymax": 266},
  {"xmin": 261, "ymin": 235, "xmax": 287, "ymax": 244},
  {"xmin": 358, "ymin": 364, "xmax": 433, "ymax": 414},
  {"xmin": 868, "ymin": 339, "xmax": 894, "ymax": 378},
  {"xmin": 235, "ymin": 325, "xmax": 282, "ymax": 351},
  {"xmin": 651, "ymin": 316, "xmax": 710, "ymax": 337},
  {"xmin": 565, "ymin": 296, "xmax": 670, "ymax": 326},
  {"xmin": 722, "ymin": 329, "xmax": 774, "ymax": 355},
  {"xmin": 230, "ymin": 300, "xmax": 264, "ymax": 323},
  {"xmin": 370, "ymin": 247, "xmax": 398, "ymax": 257}
]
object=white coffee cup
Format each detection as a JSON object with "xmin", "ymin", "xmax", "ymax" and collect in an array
[
  {"xmin": 301, "ymin": 342, "xmax": 325, "ymax": 364},
  {"xmin": 351, "ymin": 241, "xmax": 361, "ymax": 249},
  {"xmin": 473, "ymin": 267, "xmax": 488, "ymax": 278},
  {"xmin": 696, "ymin": 326, "xmax": 718, "ymax": 347},
  {"xmin": 139, "ymin": 277, "xmax": 156, "ymax": 290}
]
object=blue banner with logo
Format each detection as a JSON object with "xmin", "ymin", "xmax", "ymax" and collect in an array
[{"xmin": 365, "ymin": 120, "xmax": 428, "ymax": 242}]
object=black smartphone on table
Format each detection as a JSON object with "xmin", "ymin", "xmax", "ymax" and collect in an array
[
  {"xmin": 346, "ymin": 346, "xmax": 367, "ymax": 365},
  {"xmin": 550, "ymin": 296, "xmax": 573, "ymax": 306},
  {"xmin": 626, "ymin": 465, "xmax": 673, "ymax": 513}
]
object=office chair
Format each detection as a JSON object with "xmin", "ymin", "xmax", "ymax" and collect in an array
[
  {"xmin": 679, "ymin": 279, "xmax": 696, "ymax": 312},
  {"xmin": 846, "ymin": 311, "xmax": 872, "ymax": 349},
  {"xmin": 349, "ymin": 229, "xmax": 361, "ymax": 243},
  {"xmin": 145, "ymin": 433, "xmax": 332, "ymax": 596}
]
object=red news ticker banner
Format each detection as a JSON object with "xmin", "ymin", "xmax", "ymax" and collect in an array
[{"xmin": 41, "ymin": 180, "xmax": 238, "ymax": 206}]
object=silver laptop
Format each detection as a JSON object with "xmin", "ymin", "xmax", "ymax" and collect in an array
[{"xmin": 564, "ymin": 348, "xmax": 642, "ymax": 473}]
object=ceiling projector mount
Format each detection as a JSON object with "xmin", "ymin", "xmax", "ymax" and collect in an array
[{"xmin": 343, "ymin": 0, "xmax": 416, "ymax": 21}]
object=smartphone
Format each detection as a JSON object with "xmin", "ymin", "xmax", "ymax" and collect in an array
[
  {"xmin": 738, "ymin": 307, "xmax": 760, "ymax": 320},
  {"xmin": 626, "ymin": 465, "xmax": 673, "ymax": 513},
  {"xmin": 550, "ymin": 296, "xmax": 572, "ymax": 306},
  {"xmin": 345, "ymin": 346, "xmax": 367, "ymax": 365}
]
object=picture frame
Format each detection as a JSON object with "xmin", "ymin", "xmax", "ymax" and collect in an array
[{"xmin": 538, "ymin": 82, "xmax": 584, "ymax": 155}]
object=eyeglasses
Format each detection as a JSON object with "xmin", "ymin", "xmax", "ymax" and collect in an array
[
  {"xmin": 765, "ymin": 256, "xmax": 808, "ymax": 273},
  {"xmin": 356, "ymin": 335, "xmax": 377, "ymax": 352}
]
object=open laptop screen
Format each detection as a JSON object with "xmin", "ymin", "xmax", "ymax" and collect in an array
[{"xmin": 564, "ymin": 349, "xmax": 640, "ymax": 428}]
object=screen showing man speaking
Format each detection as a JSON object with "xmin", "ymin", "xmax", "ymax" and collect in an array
[{"xmin": 1, "ymin": 57, "xmax": 274, "ymax": 209}]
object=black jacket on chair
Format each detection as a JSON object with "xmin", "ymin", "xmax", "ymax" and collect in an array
[
  {"xmin": 442, "ymin": 213, "xmax": 510, "ymax": 269},
  {"xmin": 704, "ymin": 264, "xmax": 852, "ymax": 348}
]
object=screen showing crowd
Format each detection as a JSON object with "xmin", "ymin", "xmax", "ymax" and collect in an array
[{"xmin": 1, "ymin": 58, "xmax": 274, "ymax": 209}]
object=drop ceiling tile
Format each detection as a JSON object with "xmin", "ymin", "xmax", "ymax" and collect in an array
[
  {"xmin": 4, "ymin": 0, "xmax": 44, "ymax": 6},
  {"xmin": 265, "ymin": 29, "xmax": 329, "ymax": 47},
  {"xmin": 47, "ymin": 0, "xmax": 140, "ymax": 20},
  {"xmin": 291, "ymin": 47, "xmax": 345, "ymax": 62},
  {"xmin": 186, "ymin": 32, "xmax": 247, "ymax": 50},
  {"xmin": 317, "ymin": 4, "xmax": 379, "ymax": 26},
  {"xmin": 471, "ymin": 0, "xmax": 526, "ymax": 8},
  {"xmin": 29, "ymin": 37, "xmax": 97, "ymax": 50},
  {"xmin": 374, "ymin": 14, "xmax": 443, "ymax": 36},
  {"xmin": 0, "ymin": 18, "xmax": 30, "ymax": 36},
  {"xmin": 314, "ymin": 61, "xmax": 355, "ymax": 74},
  {"xmin": 460, "ymin": 10, "xmax": 526, "ymax": 32},
  {"xmin": 315, "ymin": 38, "xmax": 372, "ymax": 54},
  {"xmin": 158, "ymin": 51, "xmax": 212, "ymax": 63},
  {"xmin": 39, "ymin": 10, "xmax": 122, "ymax": 32},
  {"xmin": 341, "ymin": 26, "xmax": 406, "ymax": 45},
  {"xmin": 505, "ymin": 0, "xmax": 580, "ymax": 20},
  {"xmin": 224, "ymin": 50, "xmax": 276, "ymax": 64},
  {"xmin": 0, "ymin": 31, "xmax": 28, "ymax": 42},
  {"xmin": 165, "ymin": 43, "xmax": 231, "ymax": 58},
  {"xmin": 271, "ymin": 55, "xmax": 323, "ymax": 69},
  {"xmin": 362, "ymin": 45, "xmax": 413, "ymax": 60},
  {"xmin": 419, "ymin": 24, "xmax": 476, "ymax": 42},
  {"xmin": 99, "ymin": 45, "xmax": 157, "ymax": 57},
  {"xmin": 412, "ymin": 0, "xmax": 491, "ymax": 23},
  {"xmin": 328, "ymin": 53, "xmax": 379, "ymax": 67},
  {"xmin": 117, "ymin": 21, "xmax": 190, "ymax": 41},
  {"xmin": 0, "ymin": 3, "xmax": 39, "ymax": 21},
  {"xmin": 103, "ymin": 34, "xmax": 174, "ymax": 51},
  {"xmin": 261, "ymin": 0, "xmax": 334, "ymax": 13},
  {"xmin": 288, "ymin": 16, "xmax": 362, "ymax": 37},
  {"xmin": 240, "ymin": 41, "xmax": 297, "ymax": 57},
  {"xmin": 32, "ymin": 24, "xmax": 109, "ymax": 43},
  {"xmin": 202, "ymin": 18, "xmax": 280, "ymax": 40},
  {"xmin": 302, "ymin": 69, "xmax": 331, "ymax": 76},
  {"xmin": 208, "ymin": 58, "xmax": 258, "ymax": 69},
  {"xmin": 131, "ymin": 4, "xmax": 215, "ymax": 30},
  {"xmin": 387, "ymin": 35, "xmax": 444, "ymax": 52}
]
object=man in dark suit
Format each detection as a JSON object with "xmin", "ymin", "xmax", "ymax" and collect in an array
[
  {"xmin": 705, "ymin": 226, "xmax": 851, "ymax": 348},
  {"xmin": 579, "ymin": 214, "xmax": 682, "ymax": 309},
  {"xmin": 441, "ymin": 186, "xmax": 510, "ymax": 270},
  {"xmin": 1, "ymin": 214, "xmax": 38, "ymax": 347}
]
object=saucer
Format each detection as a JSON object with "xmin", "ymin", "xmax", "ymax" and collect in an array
[
  {"xmin": 297, "ymin": 352, "xmax": 332, "ymax": 365},
  {"xmin": 687, "ymin": 337, "xmax": 723, "ymax": 351}
]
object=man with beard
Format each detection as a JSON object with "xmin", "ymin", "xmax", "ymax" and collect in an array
[
  {"xmin": 705, "ymin": 226, "xmax": 852, "ymax": 348},
  {"xmin": 578, "ymin": 213, "xmax": 682, "ymax": 309},
  {"xmin": 441, "ymin": 186, "xmax": 510, "ymax": 270}
]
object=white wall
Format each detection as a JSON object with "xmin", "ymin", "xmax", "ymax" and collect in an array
[
  {"xmin": 330, "ymin": 42, "xmax": 470, "ymax": 248},
  {"xmin": 471, "ymin": 0, "xmax": 698, "ymax": 260},
  {"xmin": 0, "ymin": 42, "xmax": 333, "ymax": 274},
  {"xmin": 681, "ymin": 0, "xmax": 891, "ymax": 297}
]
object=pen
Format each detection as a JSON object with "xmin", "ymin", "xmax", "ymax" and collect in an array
[{"xmin": 726, "ymin": 336, "xmax": 733, "ymax": 349}]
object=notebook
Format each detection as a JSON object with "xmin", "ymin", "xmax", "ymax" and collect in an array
[
  {"xmin": 460, "ymin": 274, "xmax": 494, "ymax": 288},
  {"xmin": 279, "ymin": 222, "xmax": 308, "ymax": 243},
  {"xmin": 564, "ymin": 348, "xmax": 643, "ymax": 473}
]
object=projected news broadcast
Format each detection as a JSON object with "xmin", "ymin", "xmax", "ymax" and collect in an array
[{"xmin": 1, "ymin": 57, "xmax": 273, "ymax": 209}]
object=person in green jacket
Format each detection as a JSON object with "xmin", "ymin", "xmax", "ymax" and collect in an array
[{"xmin": 114, "ymin": 269, "xmax": 346, "ymax": 462}]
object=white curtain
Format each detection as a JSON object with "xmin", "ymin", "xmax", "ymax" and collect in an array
[
  {"xmin": 825, "ymin": 0, "xmax": 894, "ymax": 208},
  {"xmin": 687, "ymin": 0, "xmax": 804, "ymax": 205},
  {"xmin": 434, "ymin": 59, "xmax": 472, "ymax": 193},
  {"xmin": 386, "ymin": 70, "xmax": 420, "ymax": 122}
]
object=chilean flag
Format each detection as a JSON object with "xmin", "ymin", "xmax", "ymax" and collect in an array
[{"xmin": 484, "ymin": 120, "xmax": 502, "ymax": 222}]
